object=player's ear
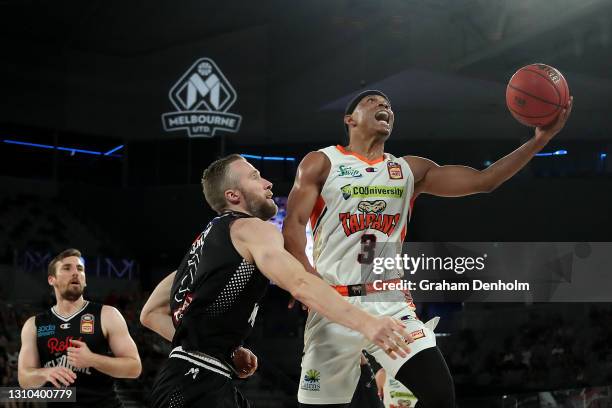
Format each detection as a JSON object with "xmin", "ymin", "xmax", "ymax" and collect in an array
[
  {"xmin": 48, "ymin": 274, "xmax": 55, "ymax": 287},
  {"xmin": 344, "ymin": 114, "xmax": 355, "ymax": 129},
  {"xmin": 225, "ymin": 189, "xmax": 241, "ymax": 206}
]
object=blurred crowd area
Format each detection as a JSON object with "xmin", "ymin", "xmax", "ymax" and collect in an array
[
  {"xmin": 439, "ymin": 304, "xmax": 612, "ymax": 397},
  {"xmin": 2, "ymin": 285, "xmax": 612, "ymax": 406}
]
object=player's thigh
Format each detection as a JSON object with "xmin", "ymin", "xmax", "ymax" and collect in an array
[
  {"xmin": 366, "ymin": 316, "xmax": 436, "ymax": 378},
  {"xmin": 299, "ymin": 313, "xmax": 366, "ymax": 405},
  {"xmin": 150, "ymin": 358, "xmax": 245, "ymax": 408}
]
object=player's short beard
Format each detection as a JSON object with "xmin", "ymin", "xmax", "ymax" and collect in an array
[
  {"xmin": 241, "ymin": 188, "xmax": 277, "ymax": 221},
  {"xmin": 60, "ymin": 284, "xmax": 84, "ymax": 301}
]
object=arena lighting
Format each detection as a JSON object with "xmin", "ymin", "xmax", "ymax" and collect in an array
[
  {"xmin": 600, "ymin": 153, "xmax": 607, "ymax": 159},
  {"xmin": 241, "ymin": 153, "xmax": 296, "ymax": 161},
  {"xmin": 534, "ymin": 149, "xmax": 568, "ymax": 157},
  {"xmin": 104, "ymin": 145, "xmax": 124, "ymax": 156},
  {"xmin": 3, "ymin": 139, "xmax": 123, "ymax": 157}
]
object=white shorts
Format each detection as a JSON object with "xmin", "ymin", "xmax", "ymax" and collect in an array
[{"xmin": 297, "ymin": 299, "xmax": 437, "ymax": 405}]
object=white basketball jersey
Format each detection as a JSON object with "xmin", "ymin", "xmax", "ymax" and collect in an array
[{"xmin": 311, "ymin": 145, "xmax": 414, "ymax": 295}]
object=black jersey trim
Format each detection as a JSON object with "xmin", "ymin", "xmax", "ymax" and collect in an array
[{"xmin": 50, "ymin": 301, "xmax": 89, "ymax": 322}]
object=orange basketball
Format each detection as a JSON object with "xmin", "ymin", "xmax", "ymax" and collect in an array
[{"xmin": 505, "ymin": 63, "xmax": 570, "ymax": 127}]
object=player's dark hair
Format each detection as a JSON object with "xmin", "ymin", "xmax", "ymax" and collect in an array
[
  {"xmin": 48, "ymin": 248, "xmax": 82, "ymax": 277},
  {"xmin": 201, "ymin": 154, "xmax": 244, "ymax": 214}
]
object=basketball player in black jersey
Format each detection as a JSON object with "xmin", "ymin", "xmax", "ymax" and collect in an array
[
  {"xmin": 17, "ymin": 248, "xmax": 142, "ymax": 407},
  {"xmin": 140, "ymin": 154, "xmax": 416, "ymax": 408}
]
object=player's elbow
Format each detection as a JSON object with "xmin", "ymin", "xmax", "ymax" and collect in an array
[
  {"xmin": 139, "ymin": 309, "xmax": 152, "ymax": 329},
  {"xmin": 479, "ymin": 174, "xmax": 499, "ymax": 193},
  {"xmin": 17, "ymin": 373, "xmax": 27, "ymax": 388},
  {"xmin": 128, "ymin": 358, "xmax": 143, "ymax": 378}
]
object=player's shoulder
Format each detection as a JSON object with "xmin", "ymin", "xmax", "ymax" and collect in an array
[
  {"xmin": 101, "ymin": 304, "xmax": 125, "ymax": 321},
  {"xmin": 296, "ymin": 150, "xmax": 331, "ymax": 183},
  {"xmin": 401, "ymin": 155, "xmax": 437, "ymax": 168},
  {"xmin": 233, "ymin": 216, "xmax": 278, "ymax": 235},
  {"xmin": 23, "ymin": 315, "xmax": 36, "ymax": 328},
  {"xmin": 21, "ymin": 315, "xmax": 37, "ymax": 336},
  {"xmin": 301, "ymin": 150, "xmax": 330, "ymax": 167},
  {"xmin": 231, "ymin": 217, "xmax": 281, "ymax": 244}
]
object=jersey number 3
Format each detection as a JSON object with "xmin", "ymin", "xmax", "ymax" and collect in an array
[{"xmin": 357, "ymin": 234, "xmax": 376, "ymax": 264}]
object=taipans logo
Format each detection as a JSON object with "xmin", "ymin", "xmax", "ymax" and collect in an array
[
  {"xmin": 357, "ymin": 200, "xmax": 387, "ymax": 214},
  {"xmin": 161, "ymin": 58, "xmax": 242, "ymax": 138},
  {"xmin": 340, "ymin": 184, "xmax": 404, "ymax": 200},
  {"xmin": 339, "ymin": 212, "xmax": 401, "ymax": 237},
  {"xmin": 37, "ymin": 325, "xmax": 55, "ymax": 337},
  {"xmin": 337, "ymin": 165, "xmax": 363, "ymax": 178},
  {"xmin": 300, "ymin": 369, "xmax": 321, "ymax": 391}
]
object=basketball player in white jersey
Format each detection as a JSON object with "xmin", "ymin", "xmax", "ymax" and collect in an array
[{"xmin": 283, "ymin": 90, "xmax": 572, "ymax": 407}]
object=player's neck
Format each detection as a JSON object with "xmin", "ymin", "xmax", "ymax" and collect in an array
[
  {"xmin": 54, "ymin": 297, "xmax": 86, "ymax": 317},
  {"xmin": 345, "ymin": 135, "xmax": 385, "ymax": 161},
  {"xmin": 223, "ymin": 205, "xmax": 253, "ymax": 218}
]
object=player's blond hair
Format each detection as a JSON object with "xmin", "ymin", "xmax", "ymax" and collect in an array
[{"xmin": 201, "ymin": 154, "xmax": 244, "ymax": 214}]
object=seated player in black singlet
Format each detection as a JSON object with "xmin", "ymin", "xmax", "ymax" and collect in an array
[
  {"xmin": 17, "ymin": 248, "xmax": 142, "ymax": 408},
  {"xmin": 141, "ymin": 154, "xmax": 416, "ymax": 408}
]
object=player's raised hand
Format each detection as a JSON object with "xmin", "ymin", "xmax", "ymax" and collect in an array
[
  {"xmin": 67, "ymin": 340, "xmax": 95, "ymax": 369},
  {"xmin": 363, "ymin": 316, "xmax": 413, "ymax": 360},
  {"xmin": 43, "ymin": 366, "xmax": 76, "ymax": 388},
  {"xmin": 232, "ymin": 347, "xmax": 258, "ymax": 379}
]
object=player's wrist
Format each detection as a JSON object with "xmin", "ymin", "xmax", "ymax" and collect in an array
[
  {"xmin": 356, "ymin": 312, "xmax": 377, "ymax": 335},
  {"xmin": 87, "ymin": 352, "xmax": 102, "ymax": 369}
]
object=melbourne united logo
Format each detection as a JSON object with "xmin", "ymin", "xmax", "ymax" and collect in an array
[
  {"xmin": 161, "ymin": 58, "xmax": 242, "ymax": 138},
  {"xmin": 300, "ymin": 369, "xmax": 321, "ymax": 392}
]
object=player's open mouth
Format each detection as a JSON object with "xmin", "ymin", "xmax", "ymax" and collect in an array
[{"xmin": 374, "ymin": 110, "xmax": 390, "ymax": 125}]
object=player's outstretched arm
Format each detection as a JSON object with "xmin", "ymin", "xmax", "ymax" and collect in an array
[
  {"xmin": 282, "ymin": 151, "xmax": 329, "ymax": 275},
  {"xmin": 18, "ymin": 316, "xmax": 77, "ymax": 388},
  {"xmin": 66, "ymin": 307, "xmax": 142, "ymax": 379},
  {"xmin": 140, "ymin": 271, "xmax": 177, "ymax": 342},
  {"xmin": 406, "ymin": 98, "xmax": 573, "ymax": 198},
  {"xmin": 233, "ymin": 218, "xmax": 413, "ymax": 360}
]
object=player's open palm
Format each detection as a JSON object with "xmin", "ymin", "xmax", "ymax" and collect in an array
[
  {"xmin": 43, "ymin": 366, "xmax": 76, "ymax": 388},
  {"xmin": 365, "ymin": 316, "xmax": 413, "ymax": 360}
]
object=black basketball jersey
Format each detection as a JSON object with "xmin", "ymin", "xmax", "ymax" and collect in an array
[
  {"xmin": 170, "ymin": 211, "xmax": 269, "ymax": 361},
  {"xmin": 34, "ymin": 301, "xmax": 122, "ymax": 408}
]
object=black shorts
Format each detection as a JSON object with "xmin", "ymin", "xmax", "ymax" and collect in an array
[{"xmin": 150, "ymin": 356, "xmax": 251, "ymax": 408}]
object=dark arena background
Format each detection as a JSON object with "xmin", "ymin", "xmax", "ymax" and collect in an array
[{"xmin": 1, "ymin": 1, "xmax": 612, "ymax": 407}]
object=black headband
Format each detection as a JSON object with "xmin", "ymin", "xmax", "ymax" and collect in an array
[{"xmin": 344, "ymin": 90, "xmax": 390, "ymax": 134}]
